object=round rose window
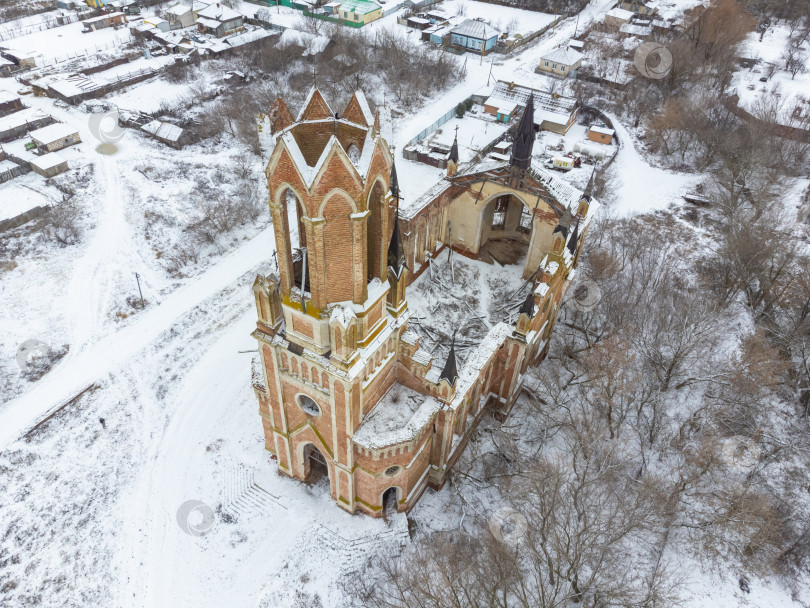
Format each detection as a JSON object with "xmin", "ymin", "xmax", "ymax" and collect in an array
[{"xmin": 298, "ymin": 394, "xmax": 321, "ymax": 416}]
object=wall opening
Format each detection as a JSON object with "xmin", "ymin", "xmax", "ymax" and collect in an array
[
  {"xmin": 382, "ymin": 487, "xmax": 399, "ymax": 517},
  {"xmin": 285, "ymin": 189, "xmax": 310, "ymax": 293},
  {"xmin": 303, "ymin": 444, "xmax": 329, "ymax": 487}
]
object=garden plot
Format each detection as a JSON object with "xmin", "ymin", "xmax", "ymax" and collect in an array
[{"xmin": 439, "ymin": 0, "xmax": 556, "ymax": 38}]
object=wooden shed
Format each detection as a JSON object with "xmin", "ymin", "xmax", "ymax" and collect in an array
[
  {"xmin": 0, "ymin": 91, "xmax": 23, "ymax": 117},
  {"xmin": 29, "ymin": 123, "xmax": 82, "ymax": 152},
  {"xmin": 587, "ymin": 124, "xmax": 615, "ymax": 145},
  {"xmin": 30, "ymin": 152, "xmax": 69, "ymax": 178}
]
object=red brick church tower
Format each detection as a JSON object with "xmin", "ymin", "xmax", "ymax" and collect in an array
[{"xmin": 251, "ymin": 88, "xmax": 412, "ymax": 514}]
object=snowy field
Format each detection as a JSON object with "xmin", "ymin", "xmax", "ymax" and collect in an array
[
  {"xmin": 2, "ymin": 19, "xmax": 135, "ymax": 64},
  {"xmin": 1, "ymin": 0, "xmax": 809, "ymax": 606},
  {"xmin": 439, "ymin": 0, "xmax": 557, "ymax": 36}
]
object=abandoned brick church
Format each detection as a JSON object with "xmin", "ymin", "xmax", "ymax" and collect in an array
[{"xmin": 250, "ymin": 88, "xmax": 598, "ymax": 516}]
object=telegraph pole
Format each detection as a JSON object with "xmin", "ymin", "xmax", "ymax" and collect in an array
[{"xmin": 134, "ymin": 272, "xmax": 144, "ymax": 308}]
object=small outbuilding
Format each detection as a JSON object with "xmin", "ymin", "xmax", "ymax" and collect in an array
[
  {"xmin": 0, "ymin": 91, "xmax": 23, "ymax": 117},
  {"xmin": 0, "ymin": 158, "xmax": 25, "ymax": 183},
  {"xmin": 82, "ymin": 11, "xmax": 127, "ymax": 31},
  {"xmin": 407, "ymin": 16, "xmax": 431, "ymax": 30},
  {"xmin": 0, "ymin": 49, "xmax": 40, "ymax": 69},
  {"xmin": 29, "ymin": 123, "xmax": 82, "ymax": 152},
  {"xmin": 141, "ymin": 120, "xmax": 189, "ymax": 149},
  {"xmin": 30, "ymin": 152, "xmax": 69, "ymax": 178},
  {"xmin": 587, "ymin": 124, "xmax": 615, "ymax": 144},
  {"xmin": 0, "ymin": 109, "xmax": 53, "ymax": 142}
]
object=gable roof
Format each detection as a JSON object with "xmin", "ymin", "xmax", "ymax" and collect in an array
[
  {"xmin": 197, "ymin": 3, "xmax": 241, "ymax": 21},
  {"xmin": 338, "ymin": 0, "xmax": 381, "ymax": 14},
  {"xmin": 30, "ymin": 122, "xmax": 78, "ymax": 144},
  {"xmin": 542, "ymin": 46, "xmax": 583, "ymax": 65},
  {"xmin": 450, "ymin": 19, "xmax": 499, "ymax": 40}
]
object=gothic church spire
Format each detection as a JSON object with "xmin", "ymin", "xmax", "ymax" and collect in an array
[{"xmin": 509, "ymin": 92, "xmax": 535, "ymax": 170}]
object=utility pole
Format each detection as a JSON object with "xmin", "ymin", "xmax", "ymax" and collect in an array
[
  {"xmin": 574, "ymin": 11, "xmax": 579, "ymax": 38},
  {"xmin": 134, "ymin": 272, "xmax": 144, "ymax": 308}
]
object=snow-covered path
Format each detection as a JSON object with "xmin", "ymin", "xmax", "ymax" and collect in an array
[
  {"xmin": 604, "ymin": 113, "xmax": 700, "ymax": 216},
  {"xmin": 0, "ymin": 225, "xmax": 274, "ymax": 449},
  {"xmin": 66, "ymin": 156, "xmax": 151, "ymax": 349}
]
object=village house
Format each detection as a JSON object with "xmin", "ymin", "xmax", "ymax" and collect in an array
[
  {"xmin": 587, "ymin": 124, "xmax": 615, "ymax": 144},
  {"xmin": 338, "ymin": 0, "xmax": 383, "ymax": 26},
  {"xmin": 30, "ymin": 152, "xmax": 69, "ymax": 178},
  {"xmin": 196, "ymin": 3, "xmax": 244, "ymax": 38},
  {"xmin": 0, "ymin": 92, "xmax": 23, "ymax": 117},
  {"xmin": 29, "ymin": 123, "xmax": 81, "ymax": 153},
  {"xmin": 538, "ymin": 46, "xmax": 584, "ymax": 78},
  {"xmin": 165, "ymin": 3, "xmax": 200, "ymax": 29},
  {"xmin": 249, "ymin": 88, "xmax": 597, "ymax": 516},
  {"xmin": 484, "ymin": 81, "xmax": 579, "ymax": 134},
  {"xmin": 82, "ymin": 11, "xmax": 128, "ymax": 31},
  {"xmin": 449, "ymin": 19, "xmax": 499, "ymax": 53},
  {"xmin": 604, "ymin": 7, "xmax": 634, "ymax": 28}
]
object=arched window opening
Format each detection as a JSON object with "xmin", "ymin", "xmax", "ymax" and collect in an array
[{"xmin": 286, "ymin": 189, "xmax": 310, "ymax": 293}]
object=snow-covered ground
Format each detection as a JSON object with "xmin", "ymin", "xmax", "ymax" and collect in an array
[
  {"xmin": 2, "ymin": 0, "xmax": 807, "ymax": 606},
  {"xmin": 732, "ymin": 24, "xmax": 810, "ymax": 120},
  {"xmin": 3, "ymin": 19, "xmax": 135, "ymax": 64}
]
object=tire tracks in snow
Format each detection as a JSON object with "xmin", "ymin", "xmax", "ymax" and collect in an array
[{"xmin": 0, "ymin": 223, "xmax": 274, "ymax": 449}]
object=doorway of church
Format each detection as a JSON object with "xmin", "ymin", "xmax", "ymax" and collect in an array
[
  {"xmin": 304, "ymin": 444, "xmax": 329, "ymax": 487},
  {"xmin": 382, "ymin": 487, "xmax": 399, "ymax": 518}
]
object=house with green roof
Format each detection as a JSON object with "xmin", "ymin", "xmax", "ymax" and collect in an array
[{"xmin": 337, "ymin": 0, "xmax": 382, "ymax": 26}]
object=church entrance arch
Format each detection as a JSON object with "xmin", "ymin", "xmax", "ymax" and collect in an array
[
  {"xmin": 302, "ymin": 443, "xmax": 329, "ymax": 487},
  {"xmin": 382, "ymin": 487, "xmax": 399, "ymax": 517}
]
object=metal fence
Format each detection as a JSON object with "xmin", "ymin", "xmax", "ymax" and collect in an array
[{"xmin": 407, "ymin": 102, "xmax": 464, "ymax": 148}]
